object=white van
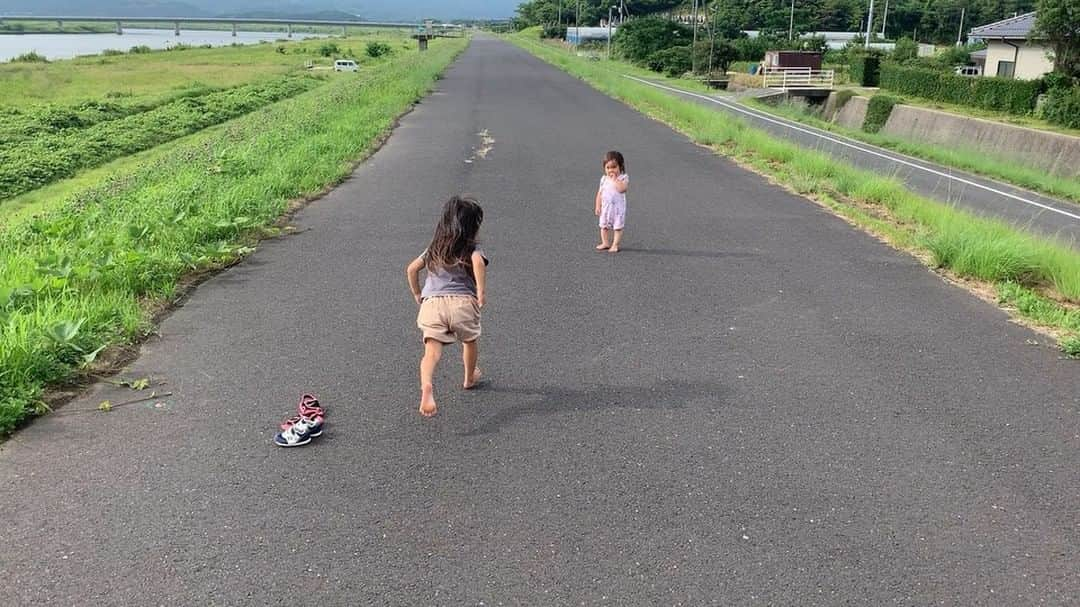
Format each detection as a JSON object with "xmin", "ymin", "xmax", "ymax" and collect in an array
[{"xmin": 333, "ymin": 59, "xmax": 358, "ymax": 72}]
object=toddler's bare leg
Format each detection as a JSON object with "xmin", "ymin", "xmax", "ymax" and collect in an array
[
  {"xmin": 462, "ymin": 340, "xmax": 482, "ymax": 389},
  {"xmin": 596, "ymin": 227, "xmax": 611, "ymax": 250},
  {"xmin": 419, "ymin": 339, "xmax": 442, "ymax": 417},
  {"xmin": 609, "ymin": 229, "xmax": 623, "ymax": 253}
]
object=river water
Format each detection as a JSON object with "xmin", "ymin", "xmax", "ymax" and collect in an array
[{"xmin": 0, "ymin": 28, "xmax": 326, "ymax": 62}]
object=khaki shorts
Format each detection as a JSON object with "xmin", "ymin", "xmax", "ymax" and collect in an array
[{"xmin": 417, "ymin": 295, "xmax": 481, "ymax": 344}]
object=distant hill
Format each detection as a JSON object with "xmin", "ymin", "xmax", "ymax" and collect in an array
[
  {"xmin": 0, "ymin": 1, "xmax": 517, "ymax": 20},
  {"xmin": 220, "ymin": 10, "xmax": 368, "ymax": 22}
]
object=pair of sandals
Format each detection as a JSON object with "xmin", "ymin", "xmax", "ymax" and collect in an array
[{"xmin": 274, "ymin": 394, "xmax": 325, "ymax": 447}]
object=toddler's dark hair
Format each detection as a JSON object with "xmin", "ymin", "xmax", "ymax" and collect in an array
[
  {"xmin": 426, "ymin": 195, "xmax": 483, "ymax": 272},
  {"xmin": 603, "ymin": 150, "xmax": 625, "ymax": 173}
]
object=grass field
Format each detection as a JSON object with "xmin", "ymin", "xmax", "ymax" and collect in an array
[
  {"xmin": 0, "ymin": 35, "xmax": 468, "ymax": 434},
  {"xmin": 0, "ymin": 35, "xmax": 403, "ymax": 106},
  {"xmin": 510, "ymin": 29, "xmax": 1080, "ymax": 355}
]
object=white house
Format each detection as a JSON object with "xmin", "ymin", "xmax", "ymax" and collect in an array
[{"xmin": 968, "ymin": 12, "xmax": 1054, "ymax": 80}]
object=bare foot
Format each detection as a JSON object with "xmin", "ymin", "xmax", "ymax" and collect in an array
[
  {"xmin": 464, "ymin": 368, "xmax": 483, "ymax": 390},
  {"xmin": 608, "ymin": 245, "xmax": 620, "ymax": 253},
  {"xmin": 419, "ymin": 385, "xmax": 437, "ymax": 417},
  {"xmin": 595, "ymin": 243, "xmax": 610, "ymax": 250}
]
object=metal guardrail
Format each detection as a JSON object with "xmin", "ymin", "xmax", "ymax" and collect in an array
[{"xmin": 761, "ymin": 67, "xmax": 834, "ymax": 90}]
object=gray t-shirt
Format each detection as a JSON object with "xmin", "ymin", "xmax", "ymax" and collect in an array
[{"xmin": 420, "ymin": 248, "xmax": 488, "ymax": 298}]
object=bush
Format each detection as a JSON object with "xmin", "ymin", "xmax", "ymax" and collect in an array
[
  {"xmin": 1041, "ymin": 84, "xmax": 1080, "ymax": 129},
  {"xmin": 850, "ymin": 51, "xmax": 882, "ymax": 86},
  {"xmin": 863, "ymin": 94, "xmax": 901, "ymax": 132},
  {"xmin": 101, "ymin": 49, "xmax": 124, "ymax": 56},
  {"xmin": 12, "ymin": 52, "xmax": 48, "ymax": 63},
  {"xmin": 318, "ymin": 42, "xmax": 341, "ymax": 57},
  {"xmin": 891, "ymin": 37, "xmax": 918, "ymax": 64},
  {"xmin": 613, "ymin": 16, "xmax": 692, "ymax": 65},
  {"xmin": 880, "ymin": 63, "xmax": 1043, "ymax": 114},
  {"xmin": 366, "ymin": 42, "xmax": 392, "ymax": 58},
  {"xmin": 646, "ymin": 46, "xmax": 692, "ymax": 77},
  {"xmin": 541, "ymin": 23, "xmax": 566, "ymax": 39},
  {"xmin": 128, "ymin": 45, "xmax": 152, "ymax": 54},
  {"xmin": 933, "ymin": 43, "xmax": 983, "ymax": 70},
  {"xmin": 692, "ymin": 39, "xmax": 738, "ymax": 75}
]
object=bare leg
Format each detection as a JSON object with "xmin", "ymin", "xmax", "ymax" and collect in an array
[
  {"xmin": 596, "ymin": 227, "xmax": 611, "ymax": 250},
  {"xmin": 462, "ymin": 340, "xmax": 482, "ymax": 389},
  {"xmin": 609, "ymin": 229, "xmax": 624, "ymax": 253},
  {"xmin": 419, "ymin": 339, "xmax": 442, "ymax": 417}
]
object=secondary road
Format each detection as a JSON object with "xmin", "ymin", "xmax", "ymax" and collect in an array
[
  {"xmin": 2, "ymin": 37, "xmax": 1078, "ymax": 605},
  {"xmin": 631, "ymin": 76, "xmax": 1080, "ymax": 248}
]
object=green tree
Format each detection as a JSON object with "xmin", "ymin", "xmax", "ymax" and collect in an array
[
  {"xmin": 891, "ymin": 36, "xmax": 919, "ymax": 63},
  {"xmin": 613, "ymin": 16, "xmax": 694, "ymax": 64},
  {"xmin": 1035, "ymin": 0, "xmax": 1079, "ymax": 78}
]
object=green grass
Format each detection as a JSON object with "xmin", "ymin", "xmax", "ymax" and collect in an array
[
  {"xmin": 744, "ymin": 98, "xmax": 1080, "ymax": 205},
  {"xmin": 508, "ymin": 31, "xmax": 1080, "ymax": 351},
  {"xmin": 0, "ymin": 74, "xmax": 325, "ymax": 199},
  {"xmin": 0, "ymin": 34, "xmax": 392, "ymax": 106},
  {"xmin": 0, "ymin": 36, "xmax": 468, "ymax": 434}
]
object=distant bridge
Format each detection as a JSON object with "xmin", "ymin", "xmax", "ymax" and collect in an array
[{"xmin": 0, "ymin": 15, "xmax": 464, "ymax": 37}]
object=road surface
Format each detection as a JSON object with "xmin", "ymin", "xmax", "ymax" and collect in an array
[{"xmin": 2, "ymin": 37, "xmax": 1078, "ymax": 605}]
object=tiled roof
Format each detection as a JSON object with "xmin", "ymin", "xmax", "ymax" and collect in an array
[{"xmin": 969, "ymin": 11, "xmax": 1039, "ymax": 39}]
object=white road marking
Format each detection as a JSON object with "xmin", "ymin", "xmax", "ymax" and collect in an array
[{"xmin": 624, "ymin": 75, "xmax": 1080, "ymax": 223}]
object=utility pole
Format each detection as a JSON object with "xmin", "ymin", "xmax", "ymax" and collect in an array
[
  {"xmin": 956, "ymin": 7, "xmax": 965, "ymax": 46},
  {"xmin": 576, "ymin": 0, "xmax": 580, "ymax": 43},
  {"xmin": 864, "ymin": 0, "xmax": 874, "ymax": 48},
  {"xmin": 607, "ymin": 6, "xmax": 613, "ymax": 59},
  {"xmin": 558, "ymin": 0, "xmax": 562, "ymax": 26},
  {"xmin": 709, "ymin": 1, "xmax": 717, "ymax": 74},
  {"xmin": 789, "ymin": 0, "xmax": 795, "ymax": 41},
  {"xmin": 880, "ymin": 0, "xmax": 888, "ymax": 37},
  {"xmin": 691, "ymin": 0, "xmax": 699, "ymax": 74}
]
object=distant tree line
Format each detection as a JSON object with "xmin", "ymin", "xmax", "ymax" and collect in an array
[{"xmin": 515, "ymin": 0, "xmax": 1040, "ymax": 45}]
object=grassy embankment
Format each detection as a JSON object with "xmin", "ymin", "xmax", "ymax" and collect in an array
[
  {"xmin": 0, "ymin": 36, "xmax": 414, "ymax": 222},
  {"xmin": 510, "ymin": 30, "xmax": 1080, "ymax": 355},
  {"xmin": 742, "ymin": 98, "xmax": 1080, "ymax": 205},
  {"xmin": 0, "ymin": 35, "xmax": 468, "ymax": 433}
]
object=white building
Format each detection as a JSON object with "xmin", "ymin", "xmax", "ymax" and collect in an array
[{"xmin": 968, "ymin": 12, "xmax": 1053, "ymax": 79}]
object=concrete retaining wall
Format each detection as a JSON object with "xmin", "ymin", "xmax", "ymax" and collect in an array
[
  {"xmin": 832, "ymin": 95, "xmax": 868, "ymax": 131},
  {"xmin": 823, "ymin": 93, "xmax": 1080, "ymax": 177},
  {"xmin": 882, "ymin": 104, "xmax": 1080, "ymax": 178}
]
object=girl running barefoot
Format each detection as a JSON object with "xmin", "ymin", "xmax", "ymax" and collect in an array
[
  {"xmin": 594, "ymin": 150, "xmax": 629, "ymax": 253},
  {"xmin": 405, "ymin": 195, "xmax": 488, "ymax": 418}
]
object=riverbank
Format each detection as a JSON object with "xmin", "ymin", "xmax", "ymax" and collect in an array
[
  {"xmin": 0, "ymin": 35, "xmax": 468, "ymax": 434},
  {"xmin": 0, "ymin": 27, "xmax": 331, "ymax": 62}
]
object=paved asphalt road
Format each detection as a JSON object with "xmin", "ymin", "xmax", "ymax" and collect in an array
[
  {"xmin": 2, "ymin": 38, "xmax": 1078, "ymax": 605},
  {"xmin": 630, "ymin": 76, "xmax": 1080, "ymax": 248}
]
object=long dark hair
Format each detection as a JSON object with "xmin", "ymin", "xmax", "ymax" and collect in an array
[
  {"xmin": 604, "ymin": 150, "xmax": 625, "ymax": 173},
  {"xmin": 425, "ymin": 195, "xmax": 484, "ymax": 272}
]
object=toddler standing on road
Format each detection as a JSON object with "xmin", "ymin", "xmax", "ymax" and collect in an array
[
  {"xmin": 405, "ymin": 195, "xmax": 488, "ymax": 418},
  {"xmin": 594, "ymin": 150, "xmax": 629, "ymax": 253}
]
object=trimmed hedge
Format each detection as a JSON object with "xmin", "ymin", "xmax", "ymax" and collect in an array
[
  {"xmin": 850, "ymin": 54, "xmax": 881, "ymax": 86},
  {"xmin": 863, "ymin": 94, "xmax": 901, "ymax": 133},
  {"xmin": 880, "ymin": 63, "xmax": 1042, "ymax": 115}
]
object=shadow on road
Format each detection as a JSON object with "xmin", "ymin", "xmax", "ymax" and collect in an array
[
  {"xmin": 614, "ymin": 247, "xmax": 760, "ymax": 260},
  {"xmin": 460, "ymin": 379, "xmax": 725, "ymax": 436}
]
